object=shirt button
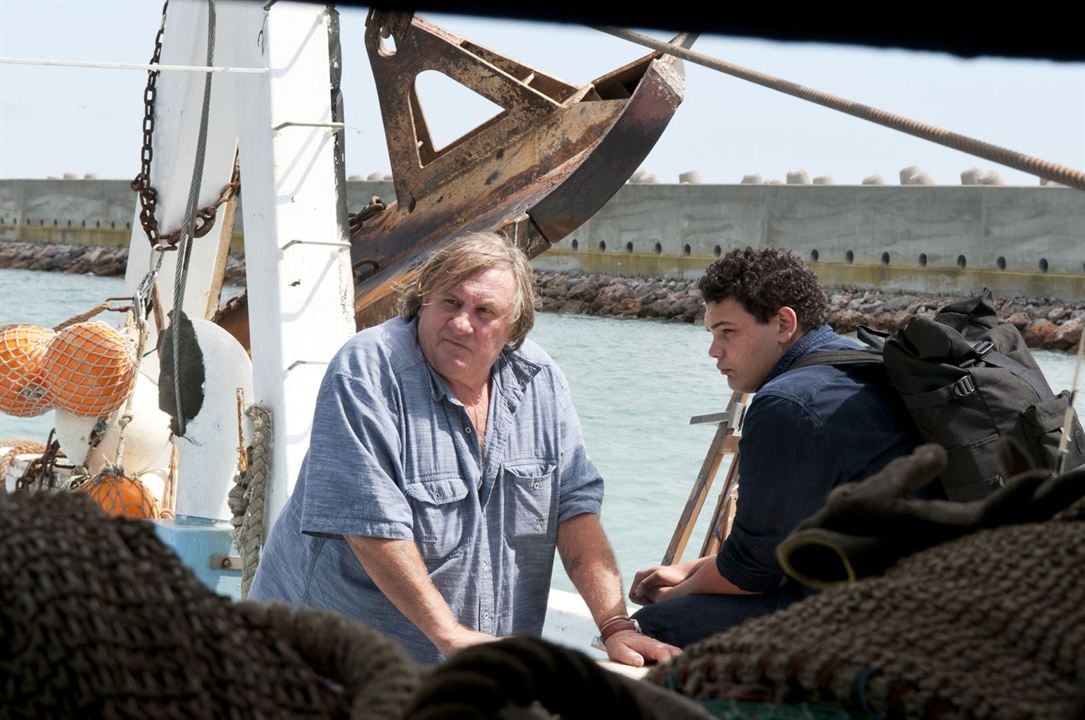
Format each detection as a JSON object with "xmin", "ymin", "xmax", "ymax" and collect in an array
[
  {"xmin": 465, "ymin": 426, "xmax": 472, "ymax": 434},
  {"xmin": 482, "ymin": 562, "xmax": 490, "ymax": 570},
  {"xmin": 483, "ymin": 612, "xmax": 490, "ymax": 620},
  {"xmin": 532, "ymin": 480, "xmax": 541, "ymax": 489}
]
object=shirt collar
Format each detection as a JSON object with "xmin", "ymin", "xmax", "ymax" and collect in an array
[{"xmin": 763, "ymin": 324, "xmax": 836, "ymax": 385}]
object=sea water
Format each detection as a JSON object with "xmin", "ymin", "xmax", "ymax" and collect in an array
[{"xmin": 2, "ymin": 267, "xmax": 1083, "ymax": 593}]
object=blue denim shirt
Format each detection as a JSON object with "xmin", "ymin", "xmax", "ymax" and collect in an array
[
  {"xmin": 250, "ymin": 317, "xmax": 603, "ymax": 663},
  {"xmin": 715, "ymin": 325, "xmax": 922, "ymax": 597}
]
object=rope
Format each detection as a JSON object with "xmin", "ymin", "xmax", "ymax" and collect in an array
[
  {"xmin": 0, "ymin": 439, "xmax": 47, "ymax": 482},
  {"xmin": 160, "ymin": 442, "xmax": 180, "ymax": 518},
  {"xmin": 405, "ymin": 637, "xmax": 713, "ymax": 720},
  {"xmin": 109, "ymin": 310, "xmax": 151, "ymax": 472},
  {"xmin": 170, "ymin": 0, "xmax": 217, "ymax": 438},
  {"xmin": 0, "ymin": 56, "xmax": 268, "ymax": 74},
  {"xmin": 229, "ymin": 402, "xmax": 272, "ymax": 599},
  {"xmin": 52, "ymin": 300, "xmax": 110, "ymax": 331},
  {"xmin": 596, "ymin": 27, "xmax": 1085, "ymax": 192},
  {"xmin": 233, "ymin": 602, "xmax": 421, "ymax": 720}
]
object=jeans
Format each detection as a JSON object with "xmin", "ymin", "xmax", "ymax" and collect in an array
[{"xmin": 632, "ymin": 591, "xmax": 791, "ymax": 648}]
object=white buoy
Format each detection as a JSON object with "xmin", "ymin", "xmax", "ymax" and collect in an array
[
  {"xmin": 173, "ymin": 318, "xmax": 253, "ymax": 521},
  {"xmin": 53, "ymin": 371, "xmax": 172, "ymax": 473},
  {"xmin": 138, "ymin": 467, "xmax": 170, "ymax": 506}
]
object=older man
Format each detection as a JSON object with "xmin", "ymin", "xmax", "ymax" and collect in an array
[{"xmin": 252, "ymin": 233, "xmax": 678, "ymax": 666}]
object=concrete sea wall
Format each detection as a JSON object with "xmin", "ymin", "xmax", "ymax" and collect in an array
[
  {"xmin": 2, "ymin": 178, "xmax": 1082, "ymax": 300},
  {"xmin": 532, "ymin": 183, "xmax": 1085, "ymax": 301}
]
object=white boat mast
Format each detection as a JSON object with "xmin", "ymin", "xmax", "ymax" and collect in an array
[
  {"xmin": 231, "ymin": 1, "xmax": 356, "ymax": 527},
  {"xmin": 121, "ymin": 0, "xmax": 355, "ymax": 528}
]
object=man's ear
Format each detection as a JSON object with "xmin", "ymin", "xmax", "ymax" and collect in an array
[{"xmin": 776, "ymin": 306, "xmax": 799, "ymax": 342}]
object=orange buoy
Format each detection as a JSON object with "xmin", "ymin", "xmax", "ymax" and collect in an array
[
  {"xmin": 75, "ymin": 468, "xmax": 160, "ymax": 520},
  {"xmin": 0, "ymin": 324, "xmax": 55, "ymax": 417},
  {"xmin": 41, "ymin": 321, "xmax": 137, "ymax": 417}
]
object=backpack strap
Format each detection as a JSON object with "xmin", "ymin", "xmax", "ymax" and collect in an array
[
  {"xmin": 856, "ymin": 325, "xmax": 888, "ymax": 351},
  {"xmin": 789, "ymin": 349, "xmax": 883, "ymax": 371},
  {"xmin": 903, "ymin": 376, "xmax": 978, "ymax": 410},
  {"xmin": 971, "ymin": 341, "xmax": 1049, "ymax": 399}
]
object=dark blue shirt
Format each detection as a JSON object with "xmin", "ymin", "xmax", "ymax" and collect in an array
[{"xmin": 715, "ymin": 325, "xmax": 922, "ymax": 597}]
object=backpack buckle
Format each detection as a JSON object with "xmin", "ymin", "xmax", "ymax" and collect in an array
[
  {"xmin": 952, "ymin": 375, "xmax": 976, "ymax": 398},
  {"xmin": 972, "ymin": 340, "xmax": 994, "ymax": 358}
]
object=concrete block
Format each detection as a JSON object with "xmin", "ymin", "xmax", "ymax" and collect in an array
[
  {"xmin": 900, "ymin": 166, "xmax": 935, "ymax": 185},
  {"xmin": 961, "ymin": 167, "xmax": 983, "ymax": 185},
  {"xmin": 787, "ymin": 169, "xmax": 810, "ymax": 185}
]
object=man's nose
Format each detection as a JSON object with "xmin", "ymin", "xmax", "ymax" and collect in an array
[
  {"xmin": 708, "ymin": 341, "xmax": 722, "ymax": 359},
  {"xmin": 450, "ymin": 310, "xmax": 472, "ymax": 333}
]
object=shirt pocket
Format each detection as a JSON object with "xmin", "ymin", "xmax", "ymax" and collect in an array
[
  {"xmin": 502, "ymin": 462, "xmax": 557, "ymax": 540},
  {"xmin": 403, "ymin": 474, "xmax": 469, "ymax": 561}
]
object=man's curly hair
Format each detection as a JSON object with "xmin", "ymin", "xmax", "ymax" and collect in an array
[{"xmin": 698, "ymin": 247, "xmax": 829, "ymax": 330}]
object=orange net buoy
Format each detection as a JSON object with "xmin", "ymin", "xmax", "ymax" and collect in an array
[
  {"xmin": 74, "ymin": 469, "xmax": 160, "ymax": 520},
  {"xmin": 0, "ymin": 324, "xmax": 55, "ymax": 417},
  {"xmin": 41, "ymin": 321, "xmax": 137, "ymax": 417}
]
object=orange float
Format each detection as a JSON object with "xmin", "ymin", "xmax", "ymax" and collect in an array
[
  {"xmin": 41, "ymin": 321, "xmax": 137, "ymax": 417},
  {"xmin": 75, "ymin": 468, "xmax": 160, "ymax": 520},
  {"xmin": 0, "ymin": 324, "xmax": 55, "ymax": 417}
]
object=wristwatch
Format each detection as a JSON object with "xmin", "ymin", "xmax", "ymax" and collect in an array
[{"xmin": 590, "ymin": 616, "xmax": 641, "ymax": 651}]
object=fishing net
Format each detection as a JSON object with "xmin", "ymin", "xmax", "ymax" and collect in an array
[
  {"xmin": 0, "ymin": 489, "xmax": 717, "ymax": 720},
  {"xmin": 0, "ymin": 490, "xmax": 421, "ymax": 719},
  {"xmin": 40, "ymin": 320, "xmax": 137, "ymax": 417},
  {"xmin": 649, "ymin": 444, "xmax": 1085, "ymax": 720},
  {"xmin": 0, "ymin": 324, "xmax": 54, "ymax": 417}
]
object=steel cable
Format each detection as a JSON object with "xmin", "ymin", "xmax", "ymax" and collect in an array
[{"xmin": 597, "ymin": 27, "xmax": 1085, "ymax": 191}]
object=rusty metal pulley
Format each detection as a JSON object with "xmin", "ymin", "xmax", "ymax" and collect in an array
[
  {"xmin": 347, "ymin": 11, "xmax": 688, "ymax": 329},
  {"xmin": 213, "ymin": 13, "xmax": 687, "ymax": 346}
]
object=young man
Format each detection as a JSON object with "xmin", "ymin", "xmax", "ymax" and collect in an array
[
  {"xmin": 629, "ymin": 246, "xmax": 925, "ymax": 647},
  {"xmin": 252, "ymin": 232, "xmax": 679, "ymax": 666}
]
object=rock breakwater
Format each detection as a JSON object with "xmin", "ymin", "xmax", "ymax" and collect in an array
[{"xmin": 2, "ymin": 241, "xmax": 1081, "ymax": 352}]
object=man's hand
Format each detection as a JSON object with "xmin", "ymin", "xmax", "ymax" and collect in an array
[
  {"xmin": 435, "ymin": 625, "xmax": 499, "ymax": 658},
  {"xmin": 604, "ymin": 628, "xmax": 681, "ymax": 667},
  {"xmin": 631, "ymin": 555, "xmax": 755, "ymax": 604},
  {"xmin": 629, "ymin": 563, "xmax": 694, "ymax": 605}
]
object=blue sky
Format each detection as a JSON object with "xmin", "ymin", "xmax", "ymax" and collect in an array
[{"xmin": 2, "ymin": 1, "xmax": 1083, "ymax": 186}]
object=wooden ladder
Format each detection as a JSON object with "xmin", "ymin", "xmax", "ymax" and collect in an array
[{"xmin": 661, "ymin": 391, "xmax": 750, "ymax": 565}]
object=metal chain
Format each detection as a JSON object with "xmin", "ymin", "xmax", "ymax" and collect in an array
[
  {"xmin": 15, "ymin": 431, "xmax": 63, "ymax": 493},
  {"xmin": 129, "ymin": 0, "xmax": 241, "ymax": 251},
  {"xmin": 347, "ymin": 195, "xmax": 386, "ymax": 235}
]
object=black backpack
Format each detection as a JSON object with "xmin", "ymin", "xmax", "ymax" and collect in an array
[{"xmin": 792, "ymin": 290, "xmax": 1085, "ymax": 501}]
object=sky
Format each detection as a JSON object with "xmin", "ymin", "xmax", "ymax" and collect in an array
[{"xmin": 1, "ymin": 1, "xmax": 1083, "ymax": 186}]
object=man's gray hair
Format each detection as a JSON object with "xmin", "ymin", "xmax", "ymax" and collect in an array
[{"xmin": 399, "ymin": 232, "xmax": 536, "ymax": 350}]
